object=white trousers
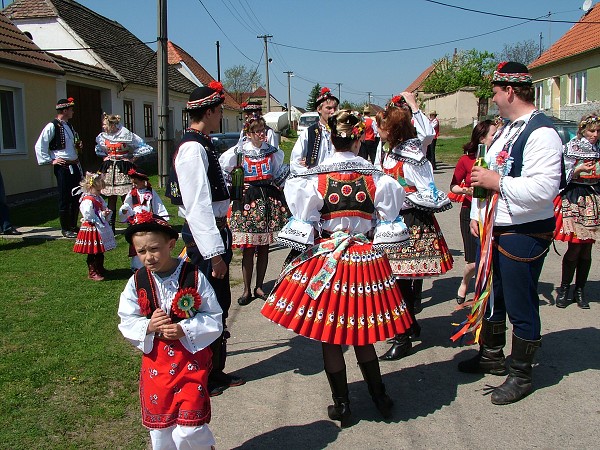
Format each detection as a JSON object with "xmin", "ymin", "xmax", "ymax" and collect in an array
[{"xmin": 150, "ymin": 424, "xmax": 215, "ymax": 450}]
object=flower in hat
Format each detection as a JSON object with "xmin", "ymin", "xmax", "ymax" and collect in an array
[
  {"xmin": 208, "ymin": 81, "xmax": 223, "ymax": 92},
  {"xmin": 496, "ymin": 61, "xmax": 508, "ymax": 71},
  {"xmin": 240, "ymin": 102, "xmax": 248, "ymax": 108},
  {"xmin": 67, "ymin": 97, "xmax": 74, "ymax": 102},
  {"xmin": 133, "ymin": 210, "xmax": 154, "ymax": 224},
  {"xmin": 320, "ymin": 87, "xmax": 331, "ymax": 96},
  {"xmin": 171, "ymin": 288, "xmax": 202, "ymax": 319}
]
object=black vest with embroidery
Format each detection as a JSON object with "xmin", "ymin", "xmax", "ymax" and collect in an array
[
  {"xmin": 166, "ymin": 130, "xmax": 230, "ymax": 205},
  {"xmin": 49, "ymin": 119, "xmax": 74, "ymax": 151},
  {"xmin": 318, "ymin": 172, "xmax": 376, "ymax": 221},
  {"xmin": 508, "ymin": 113, "xmax": 556, "ymax": 177},
  {"xmin": 305, "ymin": 123, "xmax": 323, "ymax": 168},
  {"xmin": 134, "ymin": 261, "xmax": 198, "ymax": 323}
]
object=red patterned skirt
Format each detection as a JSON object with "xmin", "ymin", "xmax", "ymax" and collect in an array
[
  {"xmin": 261, "ymin": 241, "xmax": 413, "ymax": 346},
  {"xmin": 73, "ymin": 221, "xmax": 116, "ymax": 254},
  {"xmin": 140, "ymin": 339, "xmax": 212, "ymax": 429},
  {"xmin": 386, "ymin": 209, "xmax": 454, "ymax": 277},
  {"xmin": 553, "ymin": 187, "xmax": 599, "ymax": 243}
]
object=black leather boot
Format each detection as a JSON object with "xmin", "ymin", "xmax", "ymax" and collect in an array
[
  {"xmin": 59, "ymin": 210, "xmax": 77, "ymax": 238},
  {"xmin": 458, "ymin": 319, "xmax": 507, "ymax": 375},
  {"xmin": 379, "ymin": 333, "xmax": 412, "ymax": 361},
  {"xmin": 325, "ymin": 370, "xmax": 351, "ymax": 427},
  {"xmin": 413, "ymin": 279, "xmax": 423, "ymax": 314},
  {"xmin": 555, "ymin": 284, "xmax": 570, "ymax": 308},
  {"xmin": 491, "ymin": 334, "xmax": 541, "ymax": 405},
  {"xmin": 574, "ymin": 287, "xmax": 589, "ymax": 309},
  {"xmin": 358, "ymin": 359, "xmax": 394, "ymax": 419}
]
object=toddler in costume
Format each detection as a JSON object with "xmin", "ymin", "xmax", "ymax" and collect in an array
[
  {"xmin": 118, "ymin": 212, "xmax": 223, "ymax": 450},
  {"xmin": 73, "ymin": 172, "xmax": 116, "ymax": 281},
  {"xmin": 119, "ymin": 168, "xmax": 169, "ymax": 271}
]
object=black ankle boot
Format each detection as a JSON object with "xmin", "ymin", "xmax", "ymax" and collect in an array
[
  {"xmin": 555, "ymin": 284, "xmax": 571, "ymax": 308},
  {"xmin": 491, "ymin": 334, "xmax": 541, "ymax": 405},
  {"xmin": 458, "ymin": 319, "xmax": 507, "ymax": 375},
  {"xmin": 379, "ymin": 333, "xmax": 411, "ymax": 361},
  {"xmin": 574, "ymin": 287, "xmax": 589, "ymax": 309},
  {"xmin": 325, "ymin": 370, "xmax": 351, "ymax": 427},
  {"xmin": 358, "ymin": 359, "xmax": 394, "ymax": 419}
]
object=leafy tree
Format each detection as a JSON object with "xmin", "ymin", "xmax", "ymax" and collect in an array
[
  {"xmin": 306, "ymin": 83, "xmax": 321, "ymax": 111},
  {"xmin": 423, "ymin": 49, "xmax": 497, "ymax": 99},
  {"xmin": 498, "ymin": 39, "xmax": 542, "ymax": 66},
  {"xmin": 223, "ymin": 65, "xmax": 263, "ymax": 103},
  {"xmin": 339, "ymin": 100, "xmax": 363, "ymax": 111}
]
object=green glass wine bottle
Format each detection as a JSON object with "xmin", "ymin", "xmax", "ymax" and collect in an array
[
  {"xmin": 472, "ymin": 143, "xmax": 488, "ymax": 199},
  {"xmin": 230, "ymin": 149, "xmax": 244, "ymax": 201}
]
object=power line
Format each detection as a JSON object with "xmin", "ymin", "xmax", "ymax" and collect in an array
[{"xmin": 221, "ymin": 0, "xmax": 257, "ymax": 35}]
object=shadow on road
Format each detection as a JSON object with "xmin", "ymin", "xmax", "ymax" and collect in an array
[{"xmin": 232, "ymin": 420, "xmax": 340, "ymax": 450}]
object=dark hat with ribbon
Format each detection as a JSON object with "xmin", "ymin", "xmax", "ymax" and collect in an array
[
  {"xmin": 316, "ymin": 87, "xmax": 339, "ymax": 107},
  {"xmin": 127, "ymin": 167, "xmax": 149, "ymax": 181},
  {"xmin": 124, "ymin": 211, "xmax": 178, "ymax": 244},
  {"xmin": 185, "ymin": 81, "xmax": 225, "ymax": 111},
  {"xmin": 56, "ymin": 97, "xmax": 75, "ymax": 110},
  {"xmin": 492, "ymin": 61, "xmax": 532, "ymax": 86},
  {"xmin": 241, "ymin": 101, "xmax": 263, "ymax": 113}
]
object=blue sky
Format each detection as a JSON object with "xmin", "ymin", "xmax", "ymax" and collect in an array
[{"xmin": 71, "ymin": 0, "xmax": 589, "ymax": 108}]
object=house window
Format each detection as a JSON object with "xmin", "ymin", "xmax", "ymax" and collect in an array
[
  {"xmin": 143, "ymin": 104, "xmax": 153, "ymax": 138},
  {"xmin": 534, "ymin": 82, "xmax": 543, "ymax": 109},
  {"xmin": 0, "ymin": 86, "xmax": 24, "ymax": 154},
  {"xmin": 182, "ymin": 110, "xmax": 189, "ymax": 129},
  {"xmin": 570, "ymin": 71, "xmax": 586, "ymax": 104},
  {"xmin": 123, "ymin": 100, "xmax": 134, "ymax": 131}
]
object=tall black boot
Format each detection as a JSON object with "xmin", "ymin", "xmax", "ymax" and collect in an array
[
  {"xmin": 59, "ymin": 210, "xmax": 77, "ymax": 238},
  {"xmin": 573, "ymin": 287, "xmax": 589, "ymax": 309},
  {"xmin": 358, "ymin": 359, "xmax": 393, "ymax": 419},
  {"xmin": 379, "ymin": 333, "xmax": 412, "ymax": 361},
  {"xmin": 575, "ymin": 258, "xmax": 591, "ymax": 309},
  {"xmin": 557, "ymin": 257, "xmax": 577, "ymax": 307},
  {"xmin": 458, "ymin": 319, "xmax": 507, "ymax": 375},
  {"xmin": 555, "ymin": 283, "xmax": 571, "ymax": 308},
  {"xmin": 491, "ymin": 334, "xmax": 541, "ymax": 405},
  {"xmin": 208, "ymin": 330, "xmax": 245, "ymax": 396},
  {"xmin": 325, "ymin": 369, "xmax": 352, "ymax": 427},
  {"xmin": 412, "ymin": 279, "xmax": 423, "ymax": 314}
]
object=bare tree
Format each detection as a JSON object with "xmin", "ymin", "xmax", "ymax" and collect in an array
[
  {"xmin": 223, "ymin": 65, "xmax": 263, "ymax": 103},
  {"xmin": 498, "ymin": 39, "xmax": 542, "ymax": 66}
]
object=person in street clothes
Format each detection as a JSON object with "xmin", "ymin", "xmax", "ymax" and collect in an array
[
  {"xmin": 459, "ymin": 61, "xmax": 563, "ymax": 405},
  {"xmin": 426, "ymin": 111, "xmax": 440, "ymax": 169},
  {"xmin": 166, "ymin": 82, "xmax": 245, "ymax": 396},
  {"xmin": 358, "ymin": 105, "xmax": 379, "ymax": 163},
  {"xmin": 35, "ymin": 97, "xmax": 84, "ymax": 238}
]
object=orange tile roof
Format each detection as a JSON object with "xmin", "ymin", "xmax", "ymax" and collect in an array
[
  {"xmin": 0, "ymin": 12, "xmax": 63, "ymax": 74},
  {"xmin": 405, "ymin": 64, "xmax": 435, "ymax": 92},
  {"xmin": 167, "ymin": 41, "xmax": 240, "ymax": 111},
  {"xmin": 529, "ymin": 5, "xmax": 600, "ymax": 69}
]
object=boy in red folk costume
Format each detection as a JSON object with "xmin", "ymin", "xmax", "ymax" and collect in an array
[{"xmin": 118, "ymin": 212, "xmax": 223, "ymax": 449}]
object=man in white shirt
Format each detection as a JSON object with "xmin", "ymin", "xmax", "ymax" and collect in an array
[
  {"xmin": 459, "ymin": 62, "xmax": 563, "ymax": 405},
  {"xmin": 35, "ymin": 98, "xmax": 83, "ymax": 238}
]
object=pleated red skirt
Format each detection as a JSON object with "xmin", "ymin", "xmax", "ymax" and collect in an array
[
  {"xmin": 261, "ymin": 241, "xmax": 413, "ymax": 346},
  {"xmin": 73, "ymin": 222, "xmax": 116, "ymax": 254}
]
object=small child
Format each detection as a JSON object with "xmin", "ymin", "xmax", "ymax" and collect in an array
[
  {"xmin": 119, "ymin": 168, "xmax": 169, "ymax": 271},
  {"xmin": 118, "ymin": 212, "xmax": 223, "ymax": 450},
  {"xmin": 73, "ymin": 172, "xmax": 116, "ymax": 281}
]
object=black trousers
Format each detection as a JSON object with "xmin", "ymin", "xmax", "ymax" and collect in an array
[{"xmin": 53, "ymin": 163, "xmax": 82, "ymax": 213}]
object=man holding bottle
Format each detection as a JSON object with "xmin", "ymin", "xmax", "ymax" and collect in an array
[{"xmin": 460, "ymin": 62, "xmax": 563, "ymax": 405}]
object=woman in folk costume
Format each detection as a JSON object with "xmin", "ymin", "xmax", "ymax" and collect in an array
[
  {"xmin": 118, "ymin": 212, "xmax": 223, "ymax": 449},
  {"xmin": 239, "ymin": 101, "xmax": 279, "ymax": 147},
  {"xmin": 95, "ymin": 113, "xmax": 154, "ymax": 231},
  {"xmin": 219, "ymin": 115, "xmax": 290, "ymax": 305},
  {"xmin": 261, "ymin": 110, "xmax": 413, "ymax": 426},
  {"xmin": 554, "ymin": 113, "xmax": 600, "ymax": 309},
  {"xmin": 119, "ymin": 168, "xmax": 170, "ymax": 271},
  {"xmin": 375, "ymin": 97, "xmax": 453, "ymax": 361},
  {"xmin": 73, "ymin": 172, "xmax": 116, "ymax": 281}
]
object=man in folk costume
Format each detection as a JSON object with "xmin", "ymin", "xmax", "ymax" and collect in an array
[
  {"xmin": 290, "ymin": 87, "xmax": 339, "ymax": 174},
  {"xmin": 358, "ymin": 105, "xmax": 379, "ymax": 164},
  {"xmin": 459, "ymin": 62, "xmax": 563, "ymax": 404},
  {"xmin": 166, "ymin": 82, "xmax": 245, "ymax": 396},
  {"xmin": 239, "ymin": 101, "xmax": 279, "ymax": 147},
  {"xmin": 35, "ymin": 98, "xmax": 84, "ymax": 238}
]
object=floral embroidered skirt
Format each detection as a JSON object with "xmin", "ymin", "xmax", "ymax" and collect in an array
[
  {"xmin": 73, "ymin": 221, "xmax": 116, "ymax": 254},
  {"xmin": 100, "ymin": 159, "xmax": 135, "ymax": 196},
  {"xmin": 554, "ymin": 185, "xmax": 600, "ymax": 243},
  {"xmin": 140, "ymin": 339, "xmax": 212, "ymax": 429},
  {"xmin": 386, "ymin": 208, "xmax": 453, "ymax": 277},
  {"xmin": 261, "ymin": 240, "xmax": 413, "ymax": 346},
  {"xmin": 229, "ymin": 184, "xmax": 290, "ymax": 248}
]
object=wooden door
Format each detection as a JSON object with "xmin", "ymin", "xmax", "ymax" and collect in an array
[{"xmin": 67, "ymin": 85, "xmax": 102, "ymax": 171}]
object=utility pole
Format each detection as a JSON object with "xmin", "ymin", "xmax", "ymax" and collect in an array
[
  {"xmin": 367, "ymin": 91, "xmax": 372, "ymax": 107},
  {"xmin": 157, "ymin": 0, "xmax": 171, "ymax": 188},
  {"xmin": 257, "ymin": 34, "xmax": 273, "ymax": 112},
  {"xmin": 336, "ymin": 83, "xmax": 342, "ymax": 103},
  {"xmin": 539, "ymin": 32, "xmax": 543, "ymax": 58},
  {"xmin": 216, "ymin": 40, "xmax": 222, "ymax": 132},
  {"xmin": 284, "ymin": 71, "xmax": 293, "ymax": 131}
]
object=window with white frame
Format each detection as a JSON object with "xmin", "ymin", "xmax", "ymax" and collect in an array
[
  {"xmin": 143, "ymin": 103, "xmax": 153, "ymax": 138},
  {"xmin": 0, "ymin": 85, "xmax": 24, "ymax": 154},
  {"xmin": 123, "ymin": 100, "xmax": 134, "ymax": 131},
  {"xmin": 534, "ymin": 82, "xmax": 543, "ymax": 109},
  {"xmin": 570, "ymin": 71, "xmax": 587, "ymax": 104}
]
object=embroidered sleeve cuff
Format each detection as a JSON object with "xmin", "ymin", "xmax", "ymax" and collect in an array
[
  {"xmin": 276, "ymin": 217, "xmax": 314, "ymax": 250},
  {"xmin": 373, "ymin": 217, "xmax": 410, "ymax": 250}
]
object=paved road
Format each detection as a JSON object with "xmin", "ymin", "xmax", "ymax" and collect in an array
[{"xmin": 211, "ymin": 162, "xmax": 600, "ymax": 449}]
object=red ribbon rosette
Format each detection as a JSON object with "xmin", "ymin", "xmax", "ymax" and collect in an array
[
  {"xmin": 171, "ymin": 288, "xmax": 202, "ymax": 319},
  {"xmin": 208, "ymin": 81, "xmax": 223, "ymax": 92}
]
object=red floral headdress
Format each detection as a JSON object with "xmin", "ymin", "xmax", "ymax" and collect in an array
[
  {"xmin": 316, "ymin": 86, "xmax": 339, "ymax": 107},
  {"xmin": 124, "ymin": 212, "xmax": 178, "ymax": 243},
  {"xmin": 56, "ymin": 97, "xmax": 75, "ymax": 110}
]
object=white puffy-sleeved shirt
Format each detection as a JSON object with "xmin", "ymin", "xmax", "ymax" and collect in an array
[
  {"xmin": 290, "ymin": 122, "xmax": 334, "ymax": 174},
  {"xmin": 219, "ymin": 140, "xmax": 287, "ymax": 187},
  {"xmin": 118, "ymin": 187, "xmax": 170, "ymax": 223},
  {"xmin": 118, "ymin": 258, "xmax": 223, "ymax": 354},
  {"xmin": 470, "ymin": 111, "xmax": 563, "ymax": 226},
  {"xmin": 95, "ymin": 125, "xmax": 154, "ymax": 159},
  {"xmin": 175, "ymin": 140, "xmax": 228, "ymax": 259},
  {"xmin": 280, "ymin": 151, "xmax": 407, "ymax": 248},
  {"xmin": 35, "ymin": 120, "xmax": 78, "ymax": 164}
]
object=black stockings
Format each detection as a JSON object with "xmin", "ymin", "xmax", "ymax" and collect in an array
[{"xmin": 322, "ymin": 342, "xmax": 377, "ymax": 373}]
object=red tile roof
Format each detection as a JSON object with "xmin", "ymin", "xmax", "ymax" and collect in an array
[
  {"xmin": 167, "ymin": 41, "xmax": 240, "ymax": 111},
  {"xmin": 529, "ymin": 5, "xmax": 600, "ymax": 69},
  {"xmin": 0, "ymin": 12, "xmax": 63, "ymax": 74},
  {"xmin": 405, "ymin": 64, "xmax": 436, "ymax": 92}
]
